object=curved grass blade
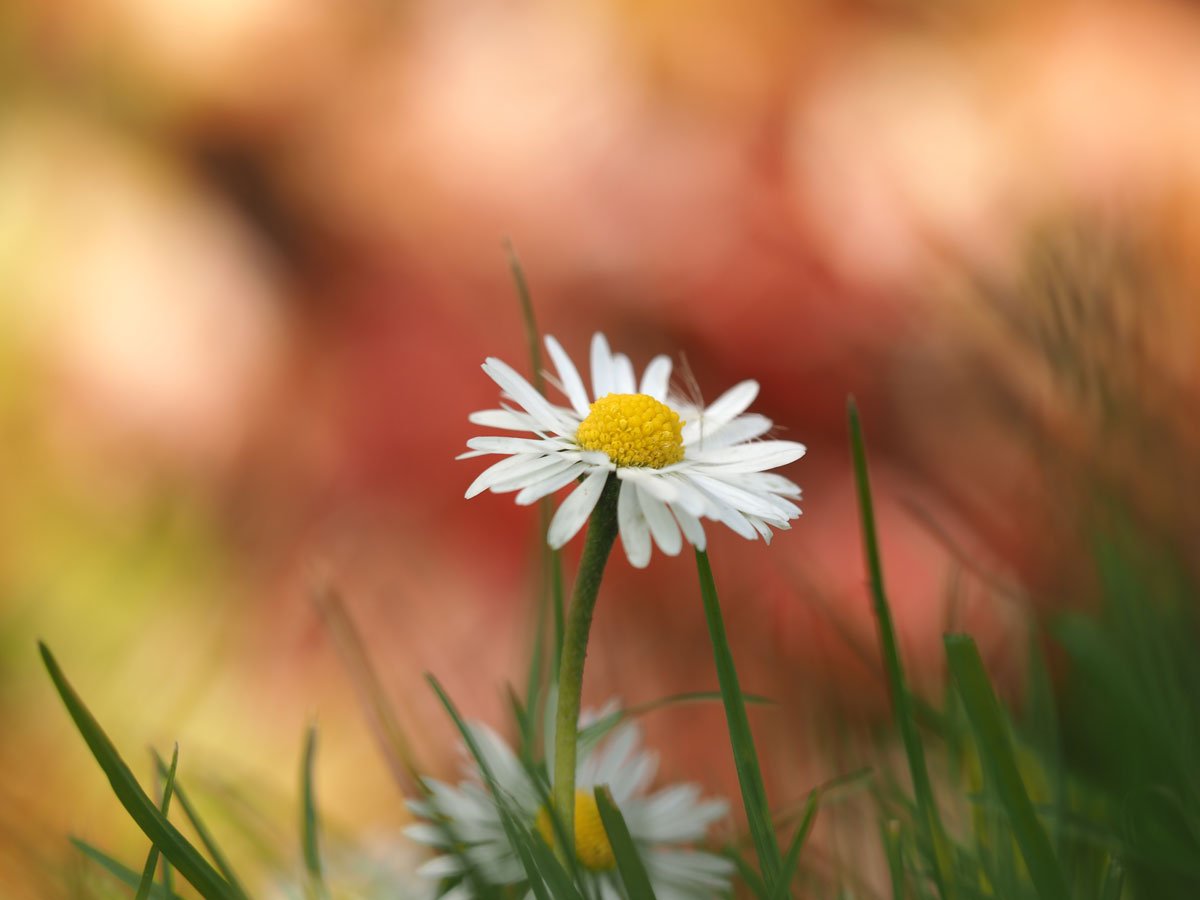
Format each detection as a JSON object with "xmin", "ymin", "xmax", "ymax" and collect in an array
[
  {"xmin": 507, "ymin": 240, "xmax": 566, "ymax": 738},
  {"xmin": 527, "ymin": 831, "xmax": 586, "ymax": 900},
  {"xmin": 694, "ymin": 549, "xmax": 783, "ymax": 888},
  {"xmin": 154, "ymin": 762, "xmax": 176, "ymax": 897},
  {"xmin": 152, "ymin": 751, "xmax": 249, "ymax": 899},
  {"xmin": 944, "ymin": 633, "xmax": 1069, "ymax": 900},
  {"xmin": 71, "ymin": 838, "xmax": 182, "ymax": 900},
  {"xmin": 881, "ymin": 820, "xmax": 905, "ymax": 900},
  {"xmin": 725, "ymin": 848, "xmax": 768, "ymax": 899},
  {"xmin": 577, "ymin": 690, "xmax": 775, "ymax": 754},
  {"xmin": 427, "ymin": 673, "xmax": 556, "ymax": 900},
  {"xmin": 40, "ymin": 643, "xmax": 240, "ymax": 900},
  {"xmin": 595, "ymin": 785, "xmax": 657, "ymax": 900},
  {"xmin": 767, "ymin": 790, "xmax": 819, "ymax": 900},
  {"xmin": 136, "ymin": 744, "xmax": 179, "ymax": 900},
  {"xmin": 301, "ymin": 725, "xmax": 330, "ymax": 900},
  {"xmin": 847, "ymin": 399, "xmax": 956, "ymax": 900}
]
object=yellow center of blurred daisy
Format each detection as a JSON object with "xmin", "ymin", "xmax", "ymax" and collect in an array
[
  {"xmin": 535, "ymin": 790, "xmax": 617, "ymax": 871},
  {"xmin": 576, "ymin": 393, "xmax": 684, "ymax": 468}
]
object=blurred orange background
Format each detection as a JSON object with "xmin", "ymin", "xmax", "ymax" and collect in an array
[{"xmin": 4, "ymin": 0, "xmax": 1200, "ymax": 895}]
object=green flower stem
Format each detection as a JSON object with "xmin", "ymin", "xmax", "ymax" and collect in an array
[{"xmin": 552, "ymin": 475, "xmax": 621, "ymax": 856}]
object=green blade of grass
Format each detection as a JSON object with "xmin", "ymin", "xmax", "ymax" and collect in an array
[
  {"xmin": 881, "ymin": 820, "xmax": 905, "ymax": 900},
  {"xmin": 426, "ymin": 673, "xmax": 559, "ymax": 900},
  {"xmin": 507, "ymin": 240, "xmax": 566, "ymax": 750},
  {"xmin": 151, "ymin": 751, "xmax": 249, "ymax": 899},
  {"xmin": 39, "ymin": 643, "xmax": 240, "ymax": 900},
  {"xmin": 1099, "ymin": 856, "xmax": 1125, "ymax": 900},
  {"xmin": 577, "ymin": 690, "xmax": 775, "ymax": 754},
  {"xmin": 725, "ymin": 848, "xmax": 769, "ymax": 899},
  {"xmin": 944, "ymin": 633, "xmax": 1069, "ymax": 900},
  {"xmin": 71, "ymin": 838, "xmax": 182, "ymax": 900},
  {"xmin": 847, "ymin": 399, "xmax": 956, "ymax": 900},
  {"xmin": 767, "ymin": 790, "xmax": 819, "ymax": 900},
  {"xmin": 136, "ymin": 744, "xmax": 179, "ymax": 900},
  {"xmin": 527, "ymin": 831, "xmax": 587, "ymax": 900},
  {"xmin": 301, "ymin": 725, "xmax": 329, "ymax": 900},
  {"xmin": 694, "ymin": 549, "xmax": 783, "ymax": 888},
  {"xmin": 155, "ymin": 762, "xmax": 176, "ymax": 897},
  {"xmin": 595, "ymin": 785, "xmax": 657, "ymax": 900}
]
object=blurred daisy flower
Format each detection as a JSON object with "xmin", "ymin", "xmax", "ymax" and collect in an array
[
  {"xmin": 406, "ymin": 704, "xmax": 732, "ymax": 898},
  {"xmin": 461, "ymin": 333, "xmax": 805, "ymax": 567}
]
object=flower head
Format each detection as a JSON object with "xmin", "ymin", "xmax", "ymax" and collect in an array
[
  {"xmin": 406, "ymin": 704, "xmax": 732, "ymax": 898},
  {"xmin": 461, "ymin": 333, "xmax": 805, "ymax": 567}
]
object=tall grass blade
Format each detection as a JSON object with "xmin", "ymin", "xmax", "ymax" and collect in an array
[
  {"xmin": 155, "ymin": 761, "xmax": 176, "ymax": 896},
  {"xmin": 944, "ymin": 633, "xmax": 1069, "ymax": 900},
  {"xmin": 694, "ymin": 549, "xmax": 783, "ymax": 888},
  {"xmin": 39, "ymin": 643, "xmax": 240, "ymax": 900},
  {"xmin": 135, "ymin": 744, "xmax": 178, "ymax": 900},
  {"xmin": 71, "ymin": 838, "xmax": 181, "ymax": 900},
  {"xmin": 151, "ymin": 751, "xmax": 249, "ymax": 899},
  {"xmin": 300, "ymin": 725, "xmax": 329, "ymax": 899},
  {"xmin": 726, "ymin": 848, "xmax": 769, "ymax": 899},
  {"xmin": 881, "ymin": 820, "xmax": 905, "ymax": 900},
  {"xmin": 846, "ymin": 399, "xmax": 956, "ymax": 900},
  {"xmin": 595, "ymin": 785, "xmax": 657, "ymax": 900},
  {"xmin": 768, "ymin": 790, "xmax": 819, "ymax": 900},
  {"xmin": 507, "ymin": 239, "xmax": 566, "ymax": 740},
  {"xmin": 426, "ymin": 673, "xmax": 559, "ymax": 900},
  {"xmin": 527, "ymin": 831, "xmax": 586, "ymax": 900},
  {"xmin": 577, "ymin": 690, "xmax": 774, "ymax": 752}
]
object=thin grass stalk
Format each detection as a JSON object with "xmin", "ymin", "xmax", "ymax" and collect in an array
[{"xmin": 847, "ymin": 399, "xmax": 957, "ymax": 900}]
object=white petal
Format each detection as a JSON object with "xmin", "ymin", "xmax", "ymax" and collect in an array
[
  {"xmin": 616, "ymin": 467, "xmax": 679, "ymax": 503},
  {"xmin": 465, "ymin": 453, "xmax": 556, "ymax": 498},
  {"xmin": 547, "ymin": 469, "xmax": 609, "ymax": 548},
  {"xmin": 482, "ymin": 357, "xmax": 572, "ymax": 435},
  {"xmin": 755, "ymin": 472, "xmax": 803, "ymax": 497},
  {"xmin": 466, "ymin": 435, "xmax": 563, "ymax": 455},
  {"xmin": 514, "ymin": 461, "xmax": 588, "ymax": 505},
  {"xmin": 417, "ymin": 855, "xmax": 463, "ymax": 878},
  {"xmin": 638, "ymin": 486, "xmax": 682, "ymax": 556},
  {"xmin": 403, "ymin": 823, "xmax": 449, "ymax": 846},
  {"xmin": 467, "ymin": 723, "xmax": 539, "ymax": 810},
  {"xmin": 664, "ymin": 473, "xmax": 711, "ymax": 517},
  {"xmin": 633, "ymin": 786, "xmax": 729, "ymax": 843},
  {"xmin": 488, "ymin": 456, "xmax": 577, "ymax": 494},
  {"xmin": 586, "ymin": 723, "xmax": 642, "ymax": 788},
  {"xmin": 689, "ymin": 413, "xmax": 773, "ymax": 450},
  {"xmin": 688, "ymin": 471, "xmax": 790, "ymax": 522},
  {"xmin": 544, "ymin": 335, "xmax": 591, "ymax": 417},
  {"xmin": 612, "ymin": 353, "xmax": 637, "ymax": 393},
  {"xmin": 590, "ymin": 333, "xmax": 614, "ymax": 399},
  {"xmin": 468, "ymin": 408, "xmax": 542, "ymax": 432},
  {"xmin": 639, "ymin": 354, "xmax": 672, "ymax": 400},
  {"xmin": 617, "ymin": 479, "xmax": 652, "ymax": 568},
  {"xmin": 691, "ymin": 481, "xmax": 758, "ymax": 539},
  {"xmin": 748, "ymin": 516, "xmax": 775, "ymax": 542},
  {"xmin": 681, "ymin": 380, "xmax": 759, "ymax": 444},
  {"xmin": 671, "ymin": 505, "xmax": 707, "ymax": 550},
  {"xmin": 687, "ymin": 440, "xmax": 806, "ymax": 472}
]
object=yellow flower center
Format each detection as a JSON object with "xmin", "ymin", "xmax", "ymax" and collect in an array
[
  {"xmin": 576, "ymin": 393, "xmax": 684, "ymax": 469},
  {"xmin": 535, "ymin": 790, "xmax": 616, "ymax": 872}
]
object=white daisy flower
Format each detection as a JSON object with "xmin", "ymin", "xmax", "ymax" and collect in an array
[
  {"xmin": 405, "ymin": 705, "xmax": 733, "ymax": 899},
  {"xmin": 461, "ymin": 332, "xmax": 805, "ymax": 568}
]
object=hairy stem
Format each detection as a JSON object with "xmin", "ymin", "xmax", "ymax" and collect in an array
[{"xmin": 552, "ymin": 476, "xmax": 621, "ymax": 857}]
